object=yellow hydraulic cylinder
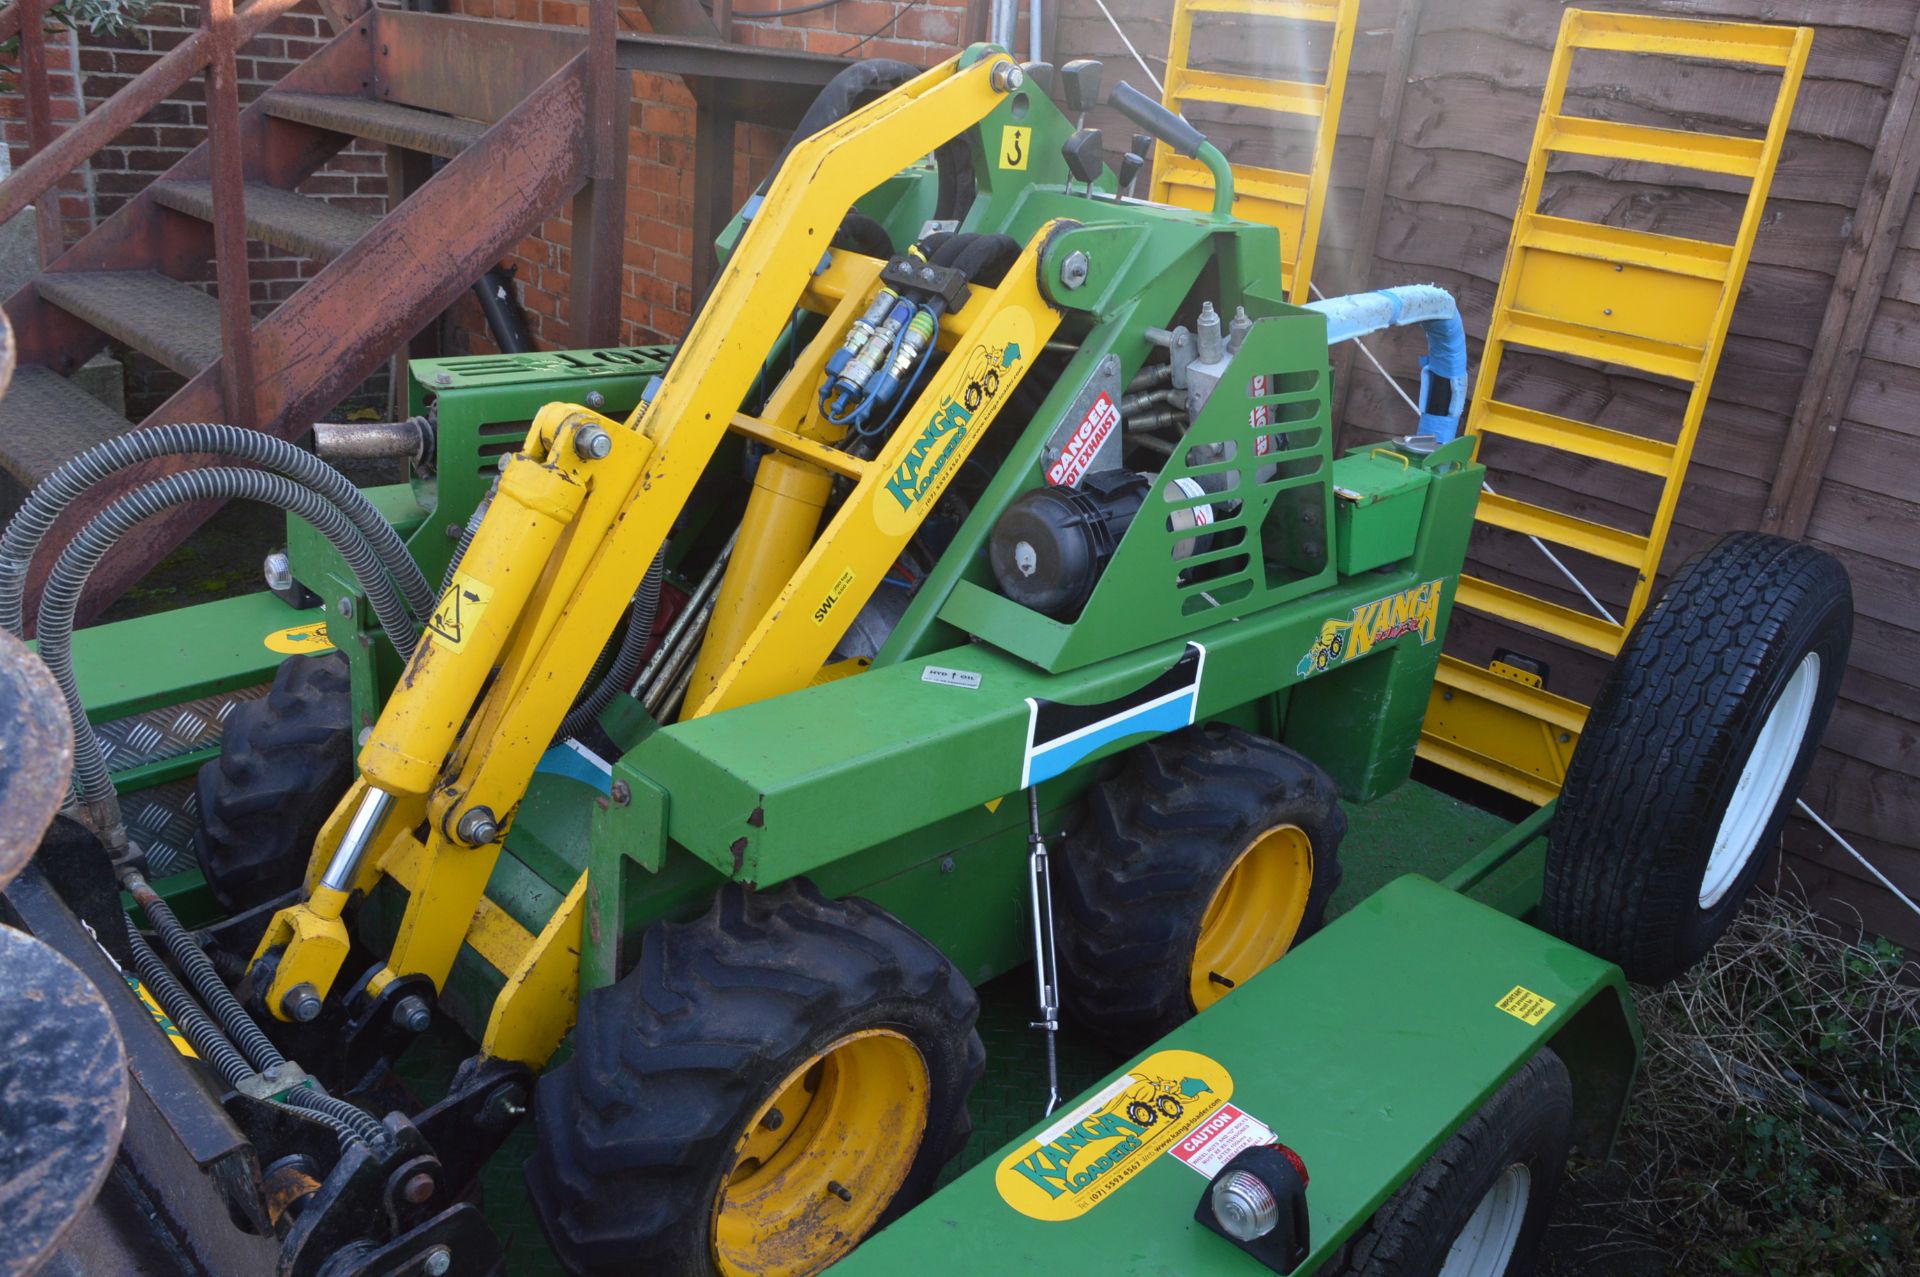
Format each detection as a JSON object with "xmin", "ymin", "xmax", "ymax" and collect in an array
[
  {"xmin": 359, "ymin": 452, "xmax": 587, "ymax": 797},
  {"xmin": 685, "ymin": 451, "xmax": 833, "ymax": 707}
]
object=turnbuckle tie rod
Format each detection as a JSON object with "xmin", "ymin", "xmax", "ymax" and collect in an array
[{"xmin": 1025, "ymin": 785, "xmax": 1063, "ymax": 1116}]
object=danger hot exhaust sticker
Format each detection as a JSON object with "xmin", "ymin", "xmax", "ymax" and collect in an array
[{"xmin": 994, "ymin": 1048, "xmax": 1234, "ymax": 1221}]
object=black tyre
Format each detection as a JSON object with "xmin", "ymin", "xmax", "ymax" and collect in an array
[
  {"xmin": 193, "ymin": 652, "xmax": 354, "ymax": 913},
  {"xmin": 1542, "ymin": 532, "xmax": 1851, "ymax": 985},
  {"xmin": 1055, "ymin": 723, "xmax": 1345, "ymax": 1049},
  {"xmin": 525, "ymin": 879, "xmax": 984, "ymax": 1277},
  {"xmin": 1327, "ymin": 1049, "xmax": 1573, "ymax": 1277}
]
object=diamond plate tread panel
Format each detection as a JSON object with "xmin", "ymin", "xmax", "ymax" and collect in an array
[
  {"xmin": 120, "ymin": 777, "xmax": 198, "ymax": 876},
  {"xmin": 94, "ymin": 686, "xmax": 267, "ymax": 774},
  {"xmin": 36, "ymin": 270, "xmax": 225, "ymax": 378}
]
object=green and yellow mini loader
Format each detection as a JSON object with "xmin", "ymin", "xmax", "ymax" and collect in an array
[{"xmin": 0, "ymin": 24, "xmax": 1850, "ymax": 1277}]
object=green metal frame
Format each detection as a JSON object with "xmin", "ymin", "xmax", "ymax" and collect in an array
[
  {"xmin": 838, "ymin": 875, "xmax": 1638, "ymax": 1275},
  {"xmin": 51, "ymin": 66, "xmax": 1646, "ymax": 1271}
]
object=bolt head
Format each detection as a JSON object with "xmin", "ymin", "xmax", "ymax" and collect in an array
[
  {"xmin": 282, "ymin": 983, "xmax": 322, "ymax": 1023},
  {"xmin": 611, "ymin": 780, "xmax": 631, "ymax": 806},
  {"xmin": 586, "ymin": 390, "xmax": 606, "ymax": 409},
  {"xmin": 575, "ymin": 424, "xmax": 614, "ymax": 460},
  {"xmin": 402, "ymin": 1171, "xmax": 436, "ymax": 1205},
  {"xmin": 336, "ymin": 596, "xmax": 354, "ymax": 619},
  {"xmin": 1059, "ymin": 250, "xmax": 1091, "ymax": 290},
  {"xmin": 990, "ymin": 60, "xmax": 1024, "ymax": 92},
  {"xmin": 434, "ymin": 372, "xmax": 452, "ymax": 387},
  {"xmin": 422, "ymin": 1246, "xmax": 453, "ymax": 1276},
  {"xmin": 263, "ymin": 551, "xmax": 292, "ymax": 593},
  {"xmin": 455, "ymin": 807, "xmax": 500, "ymax": 845},
  {"xmin": 394, "ymin": 994, "xmax": 432, "ymax": 1033}
]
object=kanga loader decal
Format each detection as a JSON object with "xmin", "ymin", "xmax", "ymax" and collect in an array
[
  {"xmin": 995, "ymin": 1049, "xmax": 1233, "ymax": 1221},
  {"xmin": 1297, "ymin": 578, "xmax": 1444, "ymax": 678}
]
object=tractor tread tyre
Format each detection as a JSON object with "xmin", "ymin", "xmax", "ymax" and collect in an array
[
  {"xmin": 1055, "ymin": 723, "xmax": 1345, "ymax": 1049},
  {"xmin": 525, "ymin": 879, "xmax": 983, "ymax": 1277},
  {"xmin": 1542, "ymin": 532, "xmax": 1850, "ymax": 986},
  {"xmin": 1326, "ymin": 1049, "xmax": 1573, "ymax": 1277},
  {"xmin": 193, "ymin": 652, "xmax": 353, "ymax": 913}
]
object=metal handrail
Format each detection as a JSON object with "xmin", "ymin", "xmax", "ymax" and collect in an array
[{"xmin": 0, "ymin": 0, "xmax": 329, "ymax": 231}]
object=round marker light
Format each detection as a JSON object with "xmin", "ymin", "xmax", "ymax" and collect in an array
[{"xmin": 1210, "ymin": 1169, "xmax": 1280, "ymax": 1242}]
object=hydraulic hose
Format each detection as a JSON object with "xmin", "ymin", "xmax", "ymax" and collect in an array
[
  {"xmin": 441, "ymin": 487, "xmax": 495, "ymax": 594},
  {"xmin": 37, "ymin": 469, "xmax": 420, "ymax": 841},
  {"xmin": 127, "ymin": 919, "xmax": 371, "ymax": 1151},
  {"xmin": 127, "ymin": 920, "xmax": 254, "ymax": 1089},
  {"xmin": 1303, "ymin": 285, "xmax": 1469, "ymax": 441},
  {"xmin": 127, "ymin": 875, "xmax": 284, "ymax": 1074},
  {"xmin": 0, "ymin": 423, "xmax": 434, "ymax": 635},
  {"xmin": 555, "ymin": 550, "xmax": 665, "ymax": 743},
  {"xmin": 281, "ymin": 1086, "xmax": 391, "ymax": 1149}
]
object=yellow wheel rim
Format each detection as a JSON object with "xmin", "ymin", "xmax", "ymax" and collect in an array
[
  {"xmin": 1188, "ymin": 824, "xmax": 1314, "ymax": 1012},
  {"xmin": 712, "ymin": 1028, "xmax": 929, "ymax": 1277}
]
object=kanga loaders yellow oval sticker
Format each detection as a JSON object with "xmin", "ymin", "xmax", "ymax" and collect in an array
[{"xmin": 995, "ymin": 1049, "xmax": 1233, "ymax": 1221}]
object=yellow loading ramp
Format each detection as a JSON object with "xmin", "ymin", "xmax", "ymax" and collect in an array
[{"xmin": 1419, "ymin": 9, "xmax": 1812, "ymax": 803}]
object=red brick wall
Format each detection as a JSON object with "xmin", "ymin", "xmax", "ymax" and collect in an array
[
  {"xmin": 442, "ymin": 0, "xmax": 973, "ymax": 356},
  {"xmin": 3, "ymin": 1, "xmax": 387, "ymax": 414}
]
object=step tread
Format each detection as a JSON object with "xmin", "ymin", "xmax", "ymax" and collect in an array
[
  {"xmin": 263, "ymin": 91, "xmax": 485, "ymax": 160},
  {"xmin": 36, "ymin": 269, "xmax": 224, "ymax": 378},
  {"xmin": 152, "ymin": 179, "xmax": 380, "ymax": 263},
  {"xmin": 1167, "ymin": 68, "xmax": 1326, "ymax": 116},
  {"xmin": 1540, "ymin": 113, "xmax": 1765, "ymax": 179},
  {"xmin": 1517, "ymin": 213, "xmax": 1733, "ymax": 284},
  {"xmin": 1496, "ymin": 309, "xmax": 1706, "ymax": 382},
  {"xmin": 1453, "ymin": 573, "xmax": 1627, "ymax": 657},
  {"xmin": 1474, "ymin": 490, "xmax": 1651, "ymax": 568},
  {"xmin": 0, "ymin": 366, "xmax": 135, "ymax": 494},
  {"xmin": 1472, "ymin": 398, "xmax": 1678, "ymax": 476}
]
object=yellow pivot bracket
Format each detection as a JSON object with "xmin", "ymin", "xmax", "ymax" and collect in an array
[
  {"xmin": 252, "ymin": 51, "xmax": 1031, "ymax": 1026},
  {"xmin": 1418, "ymin": 9, "xmax": 1810, "ymax": 803},
  {"xmin": 1148, "ymin": 0, "xmax": 1357, "ymax": 302}
]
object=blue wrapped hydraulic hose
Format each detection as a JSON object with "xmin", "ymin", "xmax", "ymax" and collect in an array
[{"xmin": 1304, "ymin": 285, "xmax": 1468, "ymax": 441}]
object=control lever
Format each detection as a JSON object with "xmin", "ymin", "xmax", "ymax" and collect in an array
[
  {"xmin": 1062, "ymin": 127, "xmax": 1106, "ymax": 196},
  {"xmin": 1108, "ymin": 81, "xmax": 1235, "ymax": 215},
  {"xmin": 1059, "ymin": 58, "xmax": 1103, "ymax": 126}
]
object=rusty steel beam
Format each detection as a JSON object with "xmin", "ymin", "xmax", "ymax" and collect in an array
[
  {"xmin": 0, "ymin": 3, "xmax": 21, "ymax": 44},
  {"xmin": 41, "ymin": 54, "xmax": 593, "ymax": 623},
  {"xmin": 0, "ymin": 0, "xmax": 309, "ymax": 228},
  {"xmin": 569, "ymin": 0, "xmax": 627, "ymax": 347},
  {"xmin": 204, "ymin": 0, "xmax": 258, "ymax": 429},
  {"xmin": 373, "ymin": 10, "xmax": 583, "ymax": 124}
]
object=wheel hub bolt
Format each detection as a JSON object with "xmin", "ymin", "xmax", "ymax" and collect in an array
[
  {"xmin": 1210, "ymin": 1170, "xmax": 1278, "ymax": 1241},
  {"xmin": 827, "ymin": 1180, "xmax": 853, "ymax": 1203},
  {"xmin": 761, "ymin": 1108, "xmax": 784, "ymax": 1131},
  {"xmin": 281, "ymin": 983, "xmax": 322, "ymax": 1023}
]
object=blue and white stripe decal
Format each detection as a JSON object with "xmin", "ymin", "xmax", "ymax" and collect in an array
[
  {"xmin": 534, "ymin": 737, "xmax": 615, "ymax": 795},
  {"xmin": 1021, "ymin": 643, "xmax": 1207, "ymax": 788}
]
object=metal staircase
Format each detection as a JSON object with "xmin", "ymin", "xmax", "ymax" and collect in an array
[
  {"xmin": 0, "ymin": 0, "xmax": 840, "ymax": 622},
  {"xmin": 1148, "ymin": 0, "xmax": 1356, "ymax": 303},
  {"xmin": 1418, "ymin": 9, "xmax": 1812, "ymax": 803}
]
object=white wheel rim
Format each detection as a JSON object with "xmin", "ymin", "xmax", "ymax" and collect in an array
[
  {"xmin": 1438, "ymin": 1162, "xmax": 1532, "ymax": 1277},
  {"xmin": 1699, "ymin": 651, "xmax": 1821, "ymax": 910}
]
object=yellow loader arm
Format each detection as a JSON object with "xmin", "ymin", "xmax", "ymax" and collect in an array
[{"xmin": 250, "ymin": 51, "xmax": 1059, "ymax": 1057}]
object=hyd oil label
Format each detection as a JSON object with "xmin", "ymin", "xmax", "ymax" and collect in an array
[{"xmin": 994, "ymin": 1049, "xmax": 1233, "ymax": 1221}]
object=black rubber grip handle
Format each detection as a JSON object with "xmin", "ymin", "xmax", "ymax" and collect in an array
[{"xmin": 1108, "ymin": 82, "xmax": 1207, "ymax": 158}]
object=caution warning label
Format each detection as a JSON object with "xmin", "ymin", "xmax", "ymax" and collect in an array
[
  {"xmin": 428, "ymin": 571, "xmax": 492, "ymax": 653},
  {"xmin": 1169, "ymin": 1103, "xmax": 1275, "ymax": 1180}
]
